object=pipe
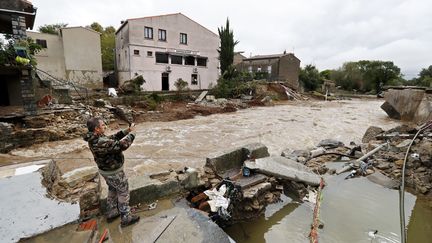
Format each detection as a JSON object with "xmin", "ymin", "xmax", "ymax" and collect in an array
[{"xmin": 336, "ymin": 142, "xmax": 388, "ymax": 174}]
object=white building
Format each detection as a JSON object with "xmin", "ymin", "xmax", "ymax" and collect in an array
[
  {"xmin": 28, "ymin": 27, "xmax": 103, "ymax": 88},
  {"xmin": 115, "ymin": 13, "xmax": 219, "ymax": 91}
]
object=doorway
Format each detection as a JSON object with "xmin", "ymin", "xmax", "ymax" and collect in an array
[{"xmin": 161, "ymin": 73, "xmax": 169, "ymax": 91}]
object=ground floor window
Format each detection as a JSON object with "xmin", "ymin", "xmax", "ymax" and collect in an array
[
  {"xmin": 185, "ymin": 56, "xmax": 195, "ymax": 66},
  {"xmin": 197, "ymin": 57, "xmax": 207, "ymax": 67},
  {"xmin": 156, "ymin": 52, "xmax": 169, "ymax": 63},
  {"xmin": 171, "ymin": 55, "xmax": 182, "ymax": 65},
  {"xmin": 191, "ymin": 74, "xmax": 198, "ymax": 85}
]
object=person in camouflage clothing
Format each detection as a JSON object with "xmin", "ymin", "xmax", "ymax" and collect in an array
[{"xmin": 84, "ymin": 117, "xmax": 140, "ymax": 227}]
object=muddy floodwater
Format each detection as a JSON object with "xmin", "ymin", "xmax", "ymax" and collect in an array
[
  {"xmin": 8, "ymin": 99, "xmax": 400, "ymax": 173},
  {"xmin": 5, "ymin": 99, "xmax": 432, "ymax": 242}
]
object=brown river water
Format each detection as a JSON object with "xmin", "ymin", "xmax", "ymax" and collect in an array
[{"xmin": 5, "ymin": 99, "xmax": 432, "ymax": 242}]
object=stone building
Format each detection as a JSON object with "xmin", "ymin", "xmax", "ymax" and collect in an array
[
  {"xmin": 115, "ymin": 13, "xmax": 219, "ymax": 91},
  {"xmin": 0, "ymin": 0, "xmax": 37, "ymax": 114},
  {"xmin": 236, "ymin": 52, "xmax": 301, "ymax": 90},
  {"xmin": 28, "ymin": 27, "xmax": 103, "ymax": 89}
]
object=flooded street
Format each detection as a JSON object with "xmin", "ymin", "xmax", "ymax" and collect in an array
[{"xmin": 5, "ymin": 99, "xmax": 431, "ymax": 242}]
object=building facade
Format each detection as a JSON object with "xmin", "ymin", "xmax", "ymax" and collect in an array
[
  {"xmin": 28, "ymin": 27, "xmax": 103, "ymax": 88},
  {"xmin": 115, "ymin": 13, "xmax": 219, "ymax": 91},
  {"xmin": 236, "ymin": 53, "xmax": 301, "ymax": 90}
]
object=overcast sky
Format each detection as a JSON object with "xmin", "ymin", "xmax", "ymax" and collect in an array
[{"xmin": 31, "ymin": 0, "xmax": 431, "ymax": 78}]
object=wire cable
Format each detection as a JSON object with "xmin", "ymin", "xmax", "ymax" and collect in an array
[{"xmin": 399, "ymin": 120, "xmax": 432, "ymax": 243}]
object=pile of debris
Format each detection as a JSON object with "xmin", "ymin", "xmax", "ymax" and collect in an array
[
  {"xmin": 189, "ymin": 143, "xmax": 321, "ymax": 225},
  {"xmin": 0, "ymin": 103, "xmax": 119, "ymax": 153},
  {"xmin": 280, "ymin": 123, "xmax": 432, "ymax": 196}
]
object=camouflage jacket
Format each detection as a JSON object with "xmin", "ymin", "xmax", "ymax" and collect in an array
[{"xmin": 84, "ymin": 129, "xmax": 135, "ymax": 172}]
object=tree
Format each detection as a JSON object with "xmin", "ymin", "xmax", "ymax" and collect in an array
[
  {"xmin": 299, "ymin": 65, "xmax": 323, "ymax": 91},
  {"xmin": 218, "ymin": 18, "xmax": 239, "ymax": 76},
  {"xmin": 410, "ymin": 65, "xmax": 432, "ymax": 87},
  {"xmin": 359, "ymin": 60, "xmax": 401, "ymax": 93},
  {"xmin": 419, "ymin": 65, "xmax": 432, "ymax": 79},
  {"xmin": 38, "ymin": 23, "xmax": 68, "ymax": 34},
  {"xmin": 88, "ymin": 22, "xmax": 116, "ymax": 71},
  {"xmin": 331, "ymin": 60, "xmax": 401, "ymax": 93},
  {"xmin": 89, "ymin": 22, "xmax": 103, "ymax": 33}
]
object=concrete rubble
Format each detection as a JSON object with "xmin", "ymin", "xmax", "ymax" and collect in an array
[
  {"xmin": 190, "ymin": 143, "xmax": 323, "ymax": 224},
  {"xmin": 381, "ymin": 88, "xmax": 432, "ymax": 123},
  {"xmin": 289, "ymin": 124, "xmax": 432, "ymax": 196},
  {"xmin": 244, "ymin": 156, "xmax": 321, "ymax": 186}
]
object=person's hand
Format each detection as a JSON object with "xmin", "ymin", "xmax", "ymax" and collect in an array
[{"xmin": 128, "ymin": 123, "xmax": 136, "ymax": 133}]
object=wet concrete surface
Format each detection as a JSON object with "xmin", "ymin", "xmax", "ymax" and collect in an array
[
  {"xmin": 23, "ymin": 199, "xmax": 234, "ymax": 243},
  {"xmin": 0, "ymin": 170, "xmax": 80, "ymax": 243}
]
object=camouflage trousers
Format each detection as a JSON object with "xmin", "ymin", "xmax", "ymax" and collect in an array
[{"xmin": 101, "ymin": 170, "xmax": 130, "ymax": 215}]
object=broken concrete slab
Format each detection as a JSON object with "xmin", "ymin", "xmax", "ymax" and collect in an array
[
  {"xmin": 99, "ymin": 174, "xmax": 181, "ymax": 212},
  {"xmin": 381, "ymin": 89, "xmax": 431, "ymax": 123},
  {"xmin": 366, "ymin": 171, "xmax": 400, "ymax": 189},
  {"xmin": 0, "ymin": 171, "xmax": 80, "ymax": 242},
  {"xmin": 236, "ymin": 174, "xmax": 268, "ymax": 190},
  {"xmin": 242, "ymin": 143, "xmax": 270, "ymax": 159},
  {"xmin": 413, "ymin": 96, "xmax": 432, "ymax": 124},
  {"xmin": 243, "ymin": 182, "xmax": 272, "ymax": 199},
  {"xmin": 205, "ymin": 143, "xmax": 269, "ymax": 176},
  {"xmin": 131, "ymin": 207, "xmax": 232, "ymax": 243},
  {"xmin": 245, "ymin": 156, "xmax": 321, "ymax": 186}
]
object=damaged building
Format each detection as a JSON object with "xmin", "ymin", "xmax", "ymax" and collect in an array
[
  {"xmin": 27, "ymin": 27, "xmax": 103, "ymax": 89},
  {"xmin": 236, "ymin": 52, "xmax": 301, "ymax": 90},
  {"xmin": 115, "ymin": 13, "xmax": 219, "ymax": 91}
]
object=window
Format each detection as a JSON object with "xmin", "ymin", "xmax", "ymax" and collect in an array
[
  {"xmin": 147, "ymin": 51, "xmax": 153, "ymax": 57},
  {"xmin": 248, "ymin": 66, "xmax": 252, "ymax": 73},
  {"xmin": 133, "ymin": 50, "xmax": 140, "ymax": 55},
  {"xmin": 197, "ymin": 57, "xmax": 207, "ymax": 67},
  {"xmin": 171, "ymin": 55, "xmax": 182, "ymax": 65},
  {"xmin": 155, "ymin": 52, "xmax": 169, "ymax": 63},
  {"xmin": 180, "ymin": 33, "xmax": 187, "ymax": 44},
  {"xmin": 158, "ymin": 29, "xmax": 166, "ymax": 41},
  {"xmin": 144, "ymin": 27, "xmax": 153, "ymax": 39},
  {"xmin": 257, "ymin": 67, "xmax": 262, "ymax": 72},
  {"xmin": 185, "ymin": 55, "xmax": 194, "ymax": 65},
  {"xmin": 36, "ymin": 39, "xmax": 47, "ymax": 48},
  {"xmin": 268, "ymin": 65, "xmax": 272, "ymax": 74},
  {"xmin": 191, "ymin": 74, "xmax": 198, "ymax": 85}
]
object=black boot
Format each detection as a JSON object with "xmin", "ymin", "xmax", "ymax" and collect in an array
[
  {"xmin": 120, "ymin": 213, "xmax": 140, "ymax": 227},
  {"xmin": 106, "ymin": 209, "xmax": 120, "ymax": 223}
]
